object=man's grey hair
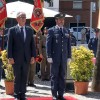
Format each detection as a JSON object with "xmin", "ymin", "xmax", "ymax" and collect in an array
[{"xmin": 16, "ymin": 12, "xmax": 26, "ymax": 18}]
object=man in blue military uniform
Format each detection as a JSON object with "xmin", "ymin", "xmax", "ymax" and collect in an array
[
  {"xmin": 88, "ymin": 28, "xmax": 99, "ymax": 57},
  {"xmin": 46, "ymin": 13, "xmax": 71, "ymax": 100}
]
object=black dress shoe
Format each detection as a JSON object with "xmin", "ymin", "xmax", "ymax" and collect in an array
[
  {"xmin": 41, "ymin": 78, "xmax": 46, "ymax": 81},
  {"xmin": 28, "ymin": 83, "xmax": 36, "ymax": 87},
  {"xmin": 20, "ymin": 97, "xmax": 27, "ymax": 100},
  {"xmin": 20, "ymin": 98, "xmax": 27, "ymax": 100},
  {"xmin": 19, "ymin": 93, "xmax": 27, "ymax": 100},
  {"xmin": 57, "ymin": 96, "xmax": 66, "ymax": 100},
  {"xmin": 45, "ymin": 78, "xmax": 50, "ymax": 81},
  {"xmin": 14, "ymin": 98, "xmax": 20, "ymax": 100},
  {"xmin": 52, "ymin": 96, "xmax": 58, "ymax": 100}
]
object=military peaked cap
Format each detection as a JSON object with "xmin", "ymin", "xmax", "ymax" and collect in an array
[{"xmin": 54, "ymin": 13, "xmax": 65, "ymax": 19}]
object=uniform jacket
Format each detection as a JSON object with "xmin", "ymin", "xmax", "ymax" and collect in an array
[
  {"xmin": 7, "ymin": 25, "xmax": 36, "ymax": 64},
  {"xmin": 34, "ymin": 34, "xmax": 42, "ymax": 56},
  {"xmin": 39, "ymin": 35, "xmax": 47, "ymax": 57},
  {"xmin": 46, "ymin": 26, "xmax": 71, "ymax": 62},
  {"xmin": 88, "ymin": 37, "xmax": 98, "ymax": 57}
]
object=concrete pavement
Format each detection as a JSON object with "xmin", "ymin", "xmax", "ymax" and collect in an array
[{"xmin": 0, "ymin": 75, "xmax": 100, "ymax": 100}]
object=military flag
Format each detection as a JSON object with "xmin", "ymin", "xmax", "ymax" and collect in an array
[
  {"xmin": 30, "ymin": 0, "xmax": 44, "ymax": 32},
  {"xmin": 0, "ymin": 0, "xmax": 7, "ymax": 28}
]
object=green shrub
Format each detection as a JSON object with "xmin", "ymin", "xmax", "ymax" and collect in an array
[{"xmin": 69, "ymin": 46, "xmax": 94, "ymax": 82}]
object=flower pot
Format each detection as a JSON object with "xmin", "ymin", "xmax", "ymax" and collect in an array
[
  {"xmin": 74, "ymin": 81, "xmax": 89, "ymax": 95},
  {"xmin": 4, "ymin": 80, "xmax": 14, "ymax": 95}
]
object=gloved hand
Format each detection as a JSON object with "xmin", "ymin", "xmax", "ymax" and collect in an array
[
  {"xmin": 67, "ymin": 58, "xmax": 71, "ymax": 63},
  {"xmin": 47, "ymin": 58, "xmax": 53, "ymax": 63}
]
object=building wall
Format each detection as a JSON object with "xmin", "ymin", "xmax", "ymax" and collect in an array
[
  {"xmin": 44, "ymin": 0, "xmax": 59, "ymax": 11},
  {"xmin": 59, "ymin": 0, "xmax": 99, "ymax": 29}
]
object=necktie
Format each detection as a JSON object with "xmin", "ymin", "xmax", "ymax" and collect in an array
[
  {"xmin": 60, "ymin": 28, "xmax": 63, "ymax": 36},
  {"xmin": 21, "ymin": 27, "xmax": 24, "ymax": 41}
]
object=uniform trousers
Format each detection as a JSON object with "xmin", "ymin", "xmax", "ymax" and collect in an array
[
  {"xmin": 27, "ymin": 63, "xmax": 36, "ymax": 84},
  {"xmin": 41, "ymin": 57, "xmax": 50, "ymax": 80},
  {"xmin": 51, "ymin": 61, "xmax": 66, "ymax": 97}
]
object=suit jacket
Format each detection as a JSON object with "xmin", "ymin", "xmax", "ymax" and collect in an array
[
  {"xmin": 7, "ymin": 25, "xmax": 36, "ymax": 64},
  {"xmin": 46, "ymin": 26, "xmax": 71, "ymax": 63}
]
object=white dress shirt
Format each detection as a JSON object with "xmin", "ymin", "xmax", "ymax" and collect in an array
[{"xmin": 18, "ymin": 25, "xmax": 26, "ymax": 41}]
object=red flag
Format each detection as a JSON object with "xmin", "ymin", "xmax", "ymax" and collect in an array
[
  {"xmin": 30, "ymin": 0, "xmax": 44, "ymax": 32},
  {"xmin": 0, "ymin": 0, "xmax": 7, "ymax": 28}
]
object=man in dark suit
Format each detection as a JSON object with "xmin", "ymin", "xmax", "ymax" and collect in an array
[
  {"xmin": 7, "ymin": 12, "xmax": 36, "ymax": 100},
  {"xmin": 46, "ymin": 13, "xmax": 71, "ymax": 100}
]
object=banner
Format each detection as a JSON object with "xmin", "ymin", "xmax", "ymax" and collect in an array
[
  {"xmin": 30, "ymin": 0, "xmax": 44, "ymax": 32},
  {"xmin": 0, "ymin": 0, "xmax": 7, "ymax": 28}
]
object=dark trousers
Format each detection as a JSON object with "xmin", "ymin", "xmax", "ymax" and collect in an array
[
  {"xmin": 86, "ymin": 37, "xmax": 90, "ymax": 44},
  {"xmin": 36, "ymin": 63, "xmax": 40, "ymax": 74},
  {"xmin": 51, "ymin": 61, "xmax": 66, "ymax": 97},
  {"xmin": 13, "ymin": 62, "xmax": 29, "ymax": 98},
  {"xmin": 0, "ymin": 60, "xmax": 2, "ymax": 81},
  {"xmin": 0, "ymin": 62, "xmax": 2, "ymax": 81}
]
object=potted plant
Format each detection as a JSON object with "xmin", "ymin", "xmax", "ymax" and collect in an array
[
  {"xmin": 69, "ymin": 46, "xmax": 94, "ymax": 94},
  {"xmin": 0, "ymin": 50, "xmax": 14, "ymax": 95}
]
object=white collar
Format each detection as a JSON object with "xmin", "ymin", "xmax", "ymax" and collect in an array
[
  {"xmin": 56, "ymin": 25, "xmax": 63, "ymax": 29},
  {"xmin": 18, "ymin": 24, "xmax": 25, "ymax": 29}
]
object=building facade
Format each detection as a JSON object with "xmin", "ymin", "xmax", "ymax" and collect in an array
[
  {"xmin": 44, "ymin": 0, "xmax": 59, "ymax": 11},
  {"xmin": 59, "ymin": 0, "xmax": 99, "ymax": 29}
]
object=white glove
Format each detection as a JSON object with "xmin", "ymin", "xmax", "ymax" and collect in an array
[
  {"xmin": 47, "ymin": 58, "xmax": 53, "ymax": 63},
  {"xmin": 67, "ymin": 58, "xmax": 71, "ymax": 63}
]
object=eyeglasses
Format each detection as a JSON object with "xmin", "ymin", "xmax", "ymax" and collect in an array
[{"xmin": 19, "ymin": 16, "xmax": 26, "ymax": 19}]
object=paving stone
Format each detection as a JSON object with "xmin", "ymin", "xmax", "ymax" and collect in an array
[{"xmin": 0, "ymin": 76, "xmax": 100, "ymax": 100}]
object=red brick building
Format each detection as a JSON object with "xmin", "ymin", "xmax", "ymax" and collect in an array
[{"xmin": 59, "ymin": 0, "xmax": 99, "ymax": 29}]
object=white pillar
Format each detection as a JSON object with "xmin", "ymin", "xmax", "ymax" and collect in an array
[
  {"xmin": 90, "ymin": 2, "xmax": 93, "ymax": 38},
  {"xmin": 97, "ymin": 0, "xmax": 100, "ymax": 28}
]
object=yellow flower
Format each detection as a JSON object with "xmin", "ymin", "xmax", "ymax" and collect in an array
[{"xmin": 0, "ymin": 50, "xmax": 14, "ymax": 81}]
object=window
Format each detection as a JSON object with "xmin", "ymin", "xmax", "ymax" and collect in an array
[
  {"xmin": 49, "ymin": 0, "xmax": 53, "ymax": 7},
  {"xmin": 73, "ymin": 0, "xmax": 82, "ymax": 9},
  {"xmin": 92, "ymin": 2, "xmax": 96, "ymax": 12}
]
